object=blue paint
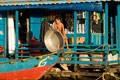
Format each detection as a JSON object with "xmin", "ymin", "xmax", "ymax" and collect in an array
[
  {"xmin": 110, "ymin": 17, "xmax": 114, "ymax": 46},
  {"xmin": 30, "ymin": 13, "xmax": 43, "ymax": 41},
  {"xmin": 91, "ymin": 33, "xmax": 102, "ymax": 45},
  {"xmin": 0, "ymin": 11, "xmax": 7, "ymax": 56},
  {"xmin": 4, "ymin": 12, "xmax": 7, "ymax": 57},
  {"xmin": 15, "ymin": 10, "xmax": 19, "ymax": 59},
  {"xmin": 0, "ymin": 0, "xmax": 110, "ymax": 5},
  {"xmin": 85, "ymin": 11, "xmax": 90, "ymax": 44},
  {"xmin": 73, "ymin": 11, "xmax": 77, "ymax": 51},
  {"xmin": 0, "ymin": 55, "xmax": 59, "ymax": 73},
  {"xmin": 104, "ymin": 3, "xmax": 109, "ymax": 60},
  {"xmin": 73, "ymin": 54, "xmax": 77, "ymax": 62},
  {"xmin": 104, "ymin": 3, "xmax": 108, "ymax": 44},
  {"xmin": 0, "ymin": 3, "xmax": 103, "ymax": 12},
  {"xmin": 0, "ymin": 58, "xmax": 9, "ymax": 62},
  {"xmin": 115, "ymin": 16, "xmax": 118, "ymax": 50},
  {"xmin": 117, "ymin": 4, "xmax": 120, "ymax": 59}
]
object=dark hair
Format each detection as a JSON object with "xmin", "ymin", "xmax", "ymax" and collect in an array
[{"xmin": 55, "ymin": 16, "xmax": 62, "ymax": 22}]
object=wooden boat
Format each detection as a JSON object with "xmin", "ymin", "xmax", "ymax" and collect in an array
[{"xmin": 0, "ymin": 54, "xmax": 60, "ymax": 80}]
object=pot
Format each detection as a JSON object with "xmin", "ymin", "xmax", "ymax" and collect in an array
[{"xmin": 44, "ymin": 29, "xmax": 64, "ymax": 52}]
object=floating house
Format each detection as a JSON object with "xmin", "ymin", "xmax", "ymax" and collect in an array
[{"xmin": 0, "ymin": 0, "xmax": 120, "ymax": 79}]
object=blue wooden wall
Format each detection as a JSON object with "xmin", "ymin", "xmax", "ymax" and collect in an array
[
  {"xmin": 30, "ymin": 12, "xmax": 43, "ymax": 41},
  {"xmin": 0, "ymin": 12, "xmax": 7, "ymax": 56}
]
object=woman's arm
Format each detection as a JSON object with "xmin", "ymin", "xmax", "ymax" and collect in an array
[{"xmin": 52, "ymin": 22, "xmax": 57, "ymax": 30}]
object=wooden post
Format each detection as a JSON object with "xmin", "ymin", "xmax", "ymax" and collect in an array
[
  {"xmin": 117, "ymin": 4, "xmax": 120, "ymax": 61},
  {"xmin": 86, "ymin": 11, "xmax": 90, "ymax": 44},
  {"xmin": 104, "ymin": 3, "xmax": 109, "ymax": 46},
  {"xmin": 26, "ymin": 18, "xmax": 30, "ymax": 43},
  {"xmin": 15, "ymin": 10, "xmax": 19, "ymax": 59},
  {"xmin": 104, "ymin": 3, "xmax": 109, "ymax": 65},
  {"xmin": 110, "ymin": 17, "xmax": 113, "ymax": 47},
  {"xmin": 74, "ymin": 11, "xmax": 77, "ymax": 51}
]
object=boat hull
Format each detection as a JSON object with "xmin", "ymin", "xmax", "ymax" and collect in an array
[
  {"xmin": 0, "ymin": 55, "xmax": 60, "ymax": 80},
  {"xmin": 0, "ymin": 65, "xmax": 53, "ymax": 80}
]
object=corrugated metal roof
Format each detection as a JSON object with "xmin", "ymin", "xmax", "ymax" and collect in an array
[
  {"xmin": 0, "ymin": 0, "xmax": 111, "ymax": 6},
  {"xmin": 0, "ymin": 2, "xmax": 103, "ymax": 11},
  {"xmin": 2, "ymin": 0, "xmax": 120, "ymax": 11},
  {"xmin": 0, "ymin": 0, "xmax": 111, "ymax": 3}
]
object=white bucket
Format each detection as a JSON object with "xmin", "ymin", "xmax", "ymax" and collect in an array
[
  {"xmin": 79, "ymin": 54, "xmax": 90, "ymax": 67},
  {"xmin": 91, "ymin": 54, "xmax": 103, "ymax": 66},
  {"xmin": 108, "ymin": 53, "xmax": 118, "ymax": 65}
]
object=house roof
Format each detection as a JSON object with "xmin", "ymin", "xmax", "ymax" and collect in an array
[
  {"xmin": 0, "ymin": 0, "xmax": 111, "ymax": 6},
  {"xmin": 0, "ymin": 0, "xmax": 115, "ymax": 11}
]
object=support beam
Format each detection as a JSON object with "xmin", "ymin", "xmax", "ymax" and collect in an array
[
  {"xmin": 110, "ymin": 17, "xmax": 113, "ymax": 46},
  {"xmin": 104, "ymin": 3, "xmax": 109, "ymax": 65},
  {"xmin": 85, "ymin": 11, "xmax": 90, "ymax": 44},
  {"xmin": 15, "ymin": 10, "xmax": 19, "ymax": 59},
  {"xmin": 104, "ymin": 3, "xmax": 109, "ymax": 45},
  {"xmin": 74, "ymin": 11, "xmax": 77, "ymax": 51},
  {"xmin": 117, "ymin": 4, "xmax": 120, "ymax": 60},
  {"xmin": 4, "ymin": 12, "xmax": 7, "ymax": 56}
]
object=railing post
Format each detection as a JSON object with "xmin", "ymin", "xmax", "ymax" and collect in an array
[
  {"xmin": 104, "ymin": 3, "xmax": 109, "ymax": 65},
  {"xmin": 117, "ymin": 4, "xmax": 120, "ymax": 62},
  {"xmin": 85, "ymin": 11, "xmax": 90, "ymax": 44},
  {"xmin": 74, "ymin": 11, "xmax": 77, "ymax": 51},
  {"xmin": 15, "ymin": 10, "xmax": 19, "ymax": 59},
  {"xmin": 104, "ymin": 3, "xmax": 109, "ymax": 46}
]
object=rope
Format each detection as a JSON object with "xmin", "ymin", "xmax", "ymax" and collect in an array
[
  {"xmin": 83, "ymin": 44, "xmax": 106, "ymax": 53},
  {"xmin": 62, "ymin": 44, "xmax": 111, "ymax": 64},
  {"xmin": 96, "ymin": 72, "xmax": 120, "ymax": 80},
  {"xmin": 63, "ymin": 44, "xmax": 109, "ymax": 54}
]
